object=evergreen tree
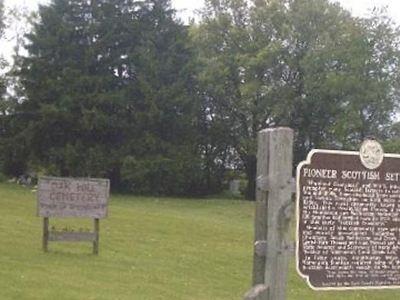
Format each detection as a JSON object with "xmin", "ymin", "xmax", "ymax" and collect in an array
[
  {"xmin": 120, "ymin": 0, "xmax": 205, "ymax": 195},
  {"xmin": 11, "ymin": 0, "xmax": 203, "ymax": 195}
]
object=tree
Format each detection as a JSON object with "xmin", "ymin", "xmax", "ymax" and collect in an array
[
  {"xmin": 119, "ymin": 0, "xmax": 205, "ymax": 195},
  {"xmin": 193, "ymin": 0, "xmax": 400, "ymax": 199},
  {"xmin": 0, "ymin": 0, "xmax": 6, "ymax": 96},
  {"xmin": 0, "ymin": 5, "xmax": 42, "ymax": 177},
  {"xmin": 282, "ymin": 1, "xmax": 400, "ymax": 159},
  {"xmin": 193, "ymin": 0, "xmax": 302, "ymax": 199},
  {"xmin": 0, "ymin": 0, "xmax": 11, "ymax": 176},
  {"xmin": 10, "ymin": 0, "xmax": 203, "ymax": 195}
]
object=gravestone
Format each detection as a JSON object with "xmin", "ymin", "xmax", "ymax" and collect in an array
[
  {"xmin": 37, "ymin": 176, "xmax": 110, "ymax": 254},
  {"xmin": 297, "ymin": 140, "xmax": 400, "ymax": 290},
  {"xmin": 229, "ymin": 179, "xmax": 241, "ymax": 196}
]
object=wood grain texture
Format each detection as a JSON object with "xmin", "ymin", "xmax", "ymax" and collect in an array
[
  {"xmin": 251, "ymin": 128, "xmax": 294, "ymax": 300},
  {"xmin": 252, "ymin": 129, "xmax": 270, "ymax": 285},
  {"xmin": 93, "ymin": 218, "xmax": 99, "ymax": 255},
  {"xmin": 263, "ymin": 128, "xmax": 293, "ymax": 300},
  {"xmin": 48, "ymin": 231, "xmax": 97, "ymax": 242},
  {"xmin": 37, "ymin": 177, "xmax": 110, "ymax": 218},
  {"xmin": 244, "ymin": 284, "xmax": 269, "ymax": 300},
  {"xmin": 42, "ymin": 217, "xmax": 49, "ymax": 252}
]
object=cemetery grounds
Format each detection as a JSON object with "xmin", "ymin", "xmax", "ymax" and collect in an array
[{"xmin": 1, "ymin": 182, "xmax": 400, "ymax": 299}]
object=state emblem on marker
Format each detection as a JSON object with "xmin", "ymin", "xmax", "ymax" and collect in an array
[{"xmin": 359, "ymin": 139, "xmax": 384, "ymax": 170}]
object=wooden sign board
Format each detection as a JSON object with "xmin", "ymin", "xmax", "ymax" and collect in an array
[
  {"xmin": 297, "ymin": 140, "xmax": 400, "ymax": 290},
  {"xmin": 37, "ymin": 176, "xmax": 110, "ymax": 219},
  {"xmin": 37, "ymin": 176, "xmax": 110, "ymax": 254}
]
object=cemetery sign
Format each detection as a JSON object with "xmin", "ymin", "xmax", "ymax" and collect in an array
[
  {"xmin": 297, "ymin": 140, "xmax": 400, "ymax": 290},
  {"xmin": 37, "ymin": 176, "xmax": 110, "ymax": 254},
  {"xmin": 38, "ymin": 176, "xmax": 109, "ymax": 218}
]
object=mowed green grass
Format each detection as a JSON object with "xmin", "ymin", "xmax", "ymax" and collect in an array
[{"xmin": 1, "ymin": 183, "xmax": 400, "ymax": 300}]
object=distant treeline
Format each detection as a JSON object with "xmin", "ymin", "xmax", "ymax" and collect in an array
[{"xmin": 1, "ymin": 0, "xmax": 400, "ymax": 199}]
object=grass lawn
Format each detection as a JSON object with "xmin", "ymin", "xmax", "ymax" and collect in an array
[{"xmin": 1, "ymin": 182, "xmax": 400, "ymax": 299}]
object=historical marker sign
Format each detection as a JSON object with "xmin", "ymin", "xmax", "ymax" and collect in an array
[
  {"xmin": 38, "ymin": 176, "xmax": 110, "ymax": 219},
  {"xmin": 37, "ymin": 176, "xmax": 110, "ymax": 254},
  {"xmin": 297, "ymin": 140, "xmax": 400, "ymax": 290}
]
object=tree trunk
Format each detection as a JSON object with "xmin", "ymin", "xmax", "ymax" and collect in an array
[{"xmin": 244, "ymin": 154, "xmax": 257, "ymax": 200}]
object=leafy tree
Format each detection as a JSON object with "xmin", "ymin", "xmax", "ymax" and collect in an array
[
  {"xmin": 282, "ymin": 1, "xmax": 400, "ymax": 159},
  {"xmin": 193, "ymin": 0, "xmax": 400, "ymax": 199}
]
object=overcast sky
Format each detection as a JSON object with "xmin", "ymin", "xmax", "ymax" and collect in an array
[
  {"xmin": 2, "ymin": 0, "xmax": 400, "ymax": 61},
  {"xmin": 3, "ymin": 0, "xmax": 400, "ymax": 23}
]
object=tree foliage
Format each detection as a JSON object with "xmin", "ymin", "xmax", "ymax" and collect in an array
[
  {"xmin": 0, "ymin": 0, "xmax": 6, "ymax": 94},
  {"xmin": 7, "ymin": 0, "xmax": 206, "ymax": 195},
  {"xmin": 193, "ymin": 0, "xmax": 400, "ymax": 199},
  {"xmin": 2, "ymin": 0, "xmax": 400, "ymax": 199}
]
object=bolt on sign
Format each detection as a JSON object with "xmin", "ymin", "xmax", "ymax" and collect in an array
[
  {"xmin": 297, "ymin": 140, "xmax": 400, "ymax": 290},
  {"xmin": 37, "ymin": 176, "xmax": 110, "ymax": 255}
]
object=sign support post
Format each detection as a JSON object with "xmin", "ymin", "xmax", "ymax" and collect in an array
[
  {"xmin": 246, "ymin": 127, "xmax": 294, "ymax": 300},
  {"xmin": 246, "ymin": 134, "xmax": 400, "ymax": 297},
  {"xmin": 93, "ymin": 218, "xmax": 99, "ymax": 255},
  {"xmin": 43, "ymin": 217, "xmax": 49, "ymax": 252}
]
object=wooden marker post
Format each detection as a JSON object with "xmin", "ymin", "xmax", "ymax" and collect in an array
[{"xmin": 247, "ymin": 127, "xmax": 294, "ymax": 300}]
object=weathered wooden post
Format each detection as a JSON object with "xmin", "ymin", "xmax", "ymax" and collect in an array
[
  {"xmin": 244, "ymin": 284, "xmax": 269, "ymax": 300},
  {"xmin": 43, "ymin": 217, "xmax": 49, "ymax": 252},
  {"xmin": 247, "ymin": 134, "xmax": 400, "ymax": 298},
  {"xmin": 93, "ymin": 218, "xmax": 100, "ymax": 255},
  {"xmin": 249, "ymin": 127, "xmax": 294, "ymax": 300}
]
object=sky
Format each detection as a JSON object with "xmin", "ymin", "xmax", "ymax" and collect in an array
[
  {"xmin": 3, "ymin": 0, "xmax": 400, "ymax": 23},
  {"xmin": 2, "ymin": 0, "xmax": 400, "ymax": 61}
]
